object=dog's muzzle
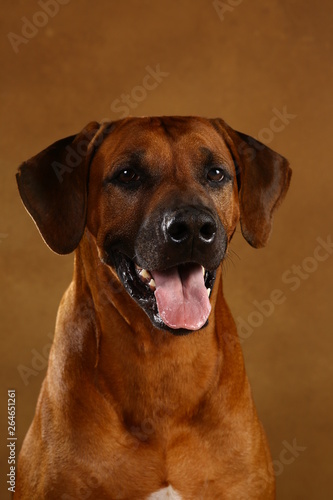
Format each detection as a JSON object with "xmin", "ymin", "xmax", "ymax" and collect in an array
[{"xmin": 103, "ymin": 205, "xmax": 227, "ymax": 334}]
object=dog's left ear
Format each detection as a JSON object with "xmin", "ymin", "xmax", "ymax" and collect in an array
[
  {"xmin": 16, "ymin": 121, "xmax": 113, "ymax": 254},
  {"xmin": 210, "ymin": 118, "xmax": 292, "ymax": 248}
]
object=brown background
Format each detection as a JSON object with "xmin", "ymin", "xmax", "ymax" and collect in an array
[{"xmin": 1, "ymin": 0, "xmax": 332, "ymax": 498}]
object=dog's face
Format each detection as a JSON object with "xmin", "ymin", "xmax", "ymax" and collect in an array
[
  {"xmin": 16, "ymin": 116, "xmax": 291, "ymax": 334},
  {"xmin": 87, "ymin": 117, "xmax": 239, "ymax": 331}
]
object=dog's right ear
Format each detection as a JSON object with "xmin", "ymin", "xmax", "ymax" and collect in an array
[{"xmin": 16, "ymin": 121, "xmax": 113, "ymax": 254}]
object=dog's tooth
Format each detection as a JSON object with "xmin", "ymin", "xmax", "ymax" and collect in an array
[
  {"xmin": 148, "ymin": 279, "xmax": 156, "ymax": 291},
  {"xmin": 202, "ymin": 266, "xmax": 205, "ymax": 276},
  {"xmin": 140, "ymin": 269, "xmax": 151, "ymax": 280},
  {"xmin": 207, "ymin": 288, "xmax": 211, "ymax": 297}
]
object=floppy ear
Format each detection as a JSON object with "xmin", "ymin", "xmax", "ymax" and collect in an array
[
  {"xmin": 16, "ymin": 121, "xmax": 112, "ymax": 254},
  {"xmin": 210, "ymin": 118, "xmax": 292, "ymax": 248}
]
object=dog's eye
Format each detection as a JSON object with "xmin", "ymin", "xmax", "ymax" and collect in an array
[
  {"xmin": 117, "ymin": 169, "xmax": 140, "ymax": 184},
  {"xmin": 207, "ymin": 167, "xmax": 225, "ymax": 183}
]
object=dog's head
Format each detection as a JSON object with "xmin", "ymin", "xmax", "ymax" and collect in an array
[{"xmin": 16, "ymin": 116, "xmax": 291, "ymax": 334}]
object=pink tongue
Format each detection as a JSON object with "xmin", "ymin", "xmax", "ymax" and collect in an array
[{"xmin": 151, "ymin": 264, "xmax": 211, "ymax": 331}]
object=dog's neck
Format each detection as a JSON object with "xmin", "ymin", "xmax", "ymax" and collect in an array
[{"xmin": 56, "ymin": 230, "xmax": 242, "ymax": 428}]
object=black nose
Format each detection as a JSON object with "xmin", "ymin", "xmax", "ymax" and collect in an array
[{"xmin": 163, "ymin": 208, "xmax": 217, "ymax": 245}]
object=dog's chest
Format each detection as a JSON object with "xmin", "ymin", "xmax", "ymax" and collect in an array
[{"xmin": 146, "ymin": 485, "xmax": 183, "ymax": 499}]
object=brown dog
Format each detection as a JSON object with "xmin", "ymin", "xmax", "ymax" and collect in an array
[{"xmin": 15, "ymin": 116, "xmax": 291, "ymax": 499}]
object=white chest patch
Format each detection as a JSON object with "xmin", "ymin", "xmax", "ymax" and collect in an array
[{"xmin": 147, "ymin": 485, "xmax": 183, "ymax": 499}]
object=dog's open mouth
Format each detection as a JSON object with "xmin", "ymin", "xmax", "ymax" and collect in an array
[{"xmin": 112, "ymin": 253, "xmax": 216, "ymax": 334}]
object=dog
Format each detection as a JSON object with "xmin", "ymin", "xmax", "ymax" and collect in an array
[{"xmin": 15, "ymin": 116, "xmax": 291, "ymax": 499}]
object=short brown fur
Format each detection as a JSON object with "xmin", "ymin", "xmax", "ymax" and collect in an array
[{"xmin": 15, "ymin": 116, "xmax": 291, "ymax": 499}]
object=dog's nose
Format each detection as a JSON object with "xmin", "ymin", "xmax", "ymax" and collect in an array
[{"xmin": 163, "ymin": 208, "xmax": 217, "ymax": 245}]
